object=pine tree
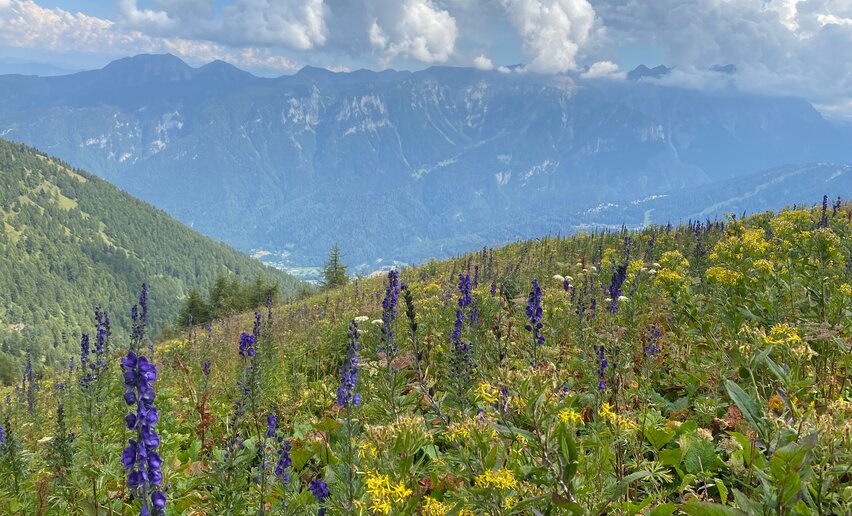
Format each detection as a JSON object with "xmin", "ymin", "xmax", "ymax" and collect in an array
[
  {"xmin": 323, "ymin": 244, "xmax": 348, "ymax": 288},
  {"xmin": 179, "ymin": 288, "xmax": 212, "ymax": 327}
]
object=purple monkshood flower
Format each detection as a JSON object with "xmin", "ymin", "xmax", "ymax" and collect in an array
[
  {"xmin": 253, "ymin": 311, "xmax": 262, "ymax": 340},
  {"xmin": 239, "ymin": 332, "xmax": 256, "ymax": 358},
  {"xmin": 121, "ymin": 284, "xmax": 164, "ymax": 515},
  {"xmin": 94, "ymin": 307, "xmax": 110, "ymax": 357},
  {"xmin": 450, "ymin": 275, "xmax": 477, "ymax": 391},
  {"xmin": 121, "ymin": 350, "xmax": 165, "ymax": 515},
  {"xmin": 380, "ymin": 270, "xmax": 400, "ymax": 356},
  {"xmin": 594, "ymin": 345, "xmax": 608, "ymax": 391},
  {"xmin": 643, "ymin": 325, "xmax": 661, "ymax": 356},
  {"xmin": 311, "ymin": 478, "xmax": 330, "ymax": 515},
  {"xmin": 608, "ymin": 264, "xmax": 628, "ymax": 313},
  {"xmin": 525, "ymin": 280, "xmax": 545, "ymax": 346},
  {"xmin": 266, "ymin": 413, "xmax": 278, "ymax": 438},
  {"xmin": 274, "ymin": 439, "xmax": 292, "ymax": 482},
  {"xmin": 202, "ymin": 359, "xmax": 211, "ymax": 377},
  {"xmin": 457, "ymin": 273, "xmax": 472, "ymax": 309},
  {"xmin": 131, "ymin": 283, "xmax": 148, "ymax": 346},
  {"xmin": 0, "ymin": 423, "xmax": 5, "ymax": 447},
  {"xmin": 336, "ymin": 321, "xmax": 361, "ymax": 408}
]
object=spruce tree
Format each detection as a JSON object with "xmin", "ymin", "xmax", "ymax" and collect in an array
[{"xmin": 323, "ymin": 244, "xmax": 348, "ymax": 288}]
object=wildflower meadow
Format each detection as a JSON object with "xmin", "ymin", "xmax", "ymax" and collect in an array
[{"xmin": 1, "ymin": 199, "xmax": 851, "ymax": 515}]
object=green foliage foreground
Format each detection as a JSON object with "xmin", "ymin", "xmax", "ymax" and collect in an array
[{"xmin": 1, "ymin": 201, "xmax": 851, "ymax": 515}]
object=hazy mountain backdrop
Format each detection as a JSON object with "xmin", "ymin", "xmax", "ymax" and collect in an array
[{"xmin": 1, "ymin": 54, "xmax": 850, "ymax": 275}]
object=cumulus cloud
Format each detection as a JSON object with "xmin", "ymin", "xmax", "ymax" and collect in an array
[
  {"xmin": 2, "ymin": 0, "xmax": 852, "ymax": 109},
  {"xmin": 500, "ymin": 0, "xmax": 601, "ymax": 73},
  {"xmin": 118, "ymin": 0, "xmax": 328, "ymax": 50},
  {"xmin": 0, "ymin": 0, "xmax": 299, "ymax": 71},
  {"xmin": 592, "ymin": 0, "xmax": 852, "ymax": 101},
  {"xmin": 368, "ymin": 0, "xmax": 458, "ymax": 64},
  {"xmin": 220, "ymin": 0, "xmax": 328, "ymax": 50},
  {"xmin": 581, "ymin": 60, "xmax": 624, "ymax": 79},
  {"xmin": 472, "ymin": 53, "xmax": 494, "ymax": 69}
]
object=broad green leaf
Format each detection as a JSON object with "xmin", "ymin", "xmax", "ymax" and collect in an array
[
  {"xmin": 680, "ymin": 500, "xmax": 747, "ymax": 516},
  {"xmin": 644, "ymin": 426, "xmax": 676, "ymax": 450},
  {"xmin": 724, "ymin": 380, "xmax": 765, "ymax": 438}
]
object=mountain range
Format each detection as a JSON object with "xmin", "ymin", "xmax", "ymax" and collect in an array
[
  {"xmin": 0, "ymin": 139, "xmax": 300, "ymax": 378},
  {"xmin": 1, "ymin": 54, "xmax": 850, "ymax": 275}
]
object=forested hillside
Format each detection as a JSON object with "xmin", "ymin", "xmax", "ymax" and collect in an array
[{"xmin": 0, "ymin": 139, "xmax": 302, "ymax": 381}]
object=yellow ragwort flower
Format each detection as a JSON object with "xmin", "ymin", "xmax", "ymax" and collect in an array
[
  {"xmin": 422, "ymin": 497, "xmax": 453, "ymax": 516},
  {"xmin": 706, "ymin": 266, "xmax": 744, "ymax": 286},
  {"xmin": 366, "ymin": 471, "xmax": 412, "ymax": 514},
  {"xmin": 598, "ymin": 402, "xmax": 638, "ymax": 431},
  {"xmin": 558, "ymin": 408, "xmax": 584, "ymax": 425},
  {"xmin": 475, "ymin": 382, "xmax": 499, "ymax": 406},
  {"xmin": 475, "ymin": 468, "xmax": 518, "ymax": 490}
]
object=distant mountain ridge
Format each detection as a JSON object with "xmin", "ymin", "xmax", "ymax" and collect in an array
[
  {"xmin": 0, "ymin": 54, "xmax": 850, "ymax": 271},
  {"xmin": 0, "ymin": 138, "xmax": 301, "ymax": 376}
]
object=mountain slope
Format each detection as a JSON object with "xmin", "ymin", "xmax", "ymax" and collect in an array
[
  {"xmin": 0, "ymin": 139, "xmax": 301, "ymax": 378},
  {"xmin": 1, "ymin": 54, "xmax": 850, "ymax": 270},
  {"xmin": 581, "ymin": 163, "xmax": 852, "ymax": 226}
]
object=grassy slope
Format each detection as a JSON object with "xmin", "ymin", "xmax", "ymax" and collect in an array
[{"xmin": 2, "ymin": 200, "xmax": 851, "ymax": 514}]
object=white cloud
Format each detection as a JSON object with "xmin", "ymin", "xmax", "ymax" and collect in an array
[
  {"xmin": 472, "ymin": 53, "xmax": 493, "ymax": 70},
  {"xmin": 592, "ymin": 0, "xmax": 852, "ymax": 100},
  {"xmin": 581, "ymin": 60, "xmax": 624, "ymax": 79},
  {"xmin": 0, "ymin": 0, "xmax": 299, "ymax": 71},
  {"xmin": 118, "ymin": 0, "xmax": 328, "ymax": 51},
  {"xmin": 814, "ymin": 97, "xmax": 852, "ymax": 122},
  {"xmin": 500, "ymin": 0, "xmax": 601, "ymax": 73},
  {"xmin": 369, "ymin": 0, "xmax": 458, "ymax": 64},
  {"xmin": 220, "ymin": 0, "xmax": 328, "ymax": 50}
]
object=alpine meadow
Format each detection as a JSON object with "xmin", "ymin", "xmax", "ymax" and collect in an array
[{"xmin": 1, "ymin": 1, "xmax": 852, "ymax": 515}]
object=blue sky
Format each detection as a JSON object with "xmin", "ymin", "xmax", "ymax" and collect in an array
[{"xmin": 1, "ymin": 0, "xmax": 851, "ymax": 119}]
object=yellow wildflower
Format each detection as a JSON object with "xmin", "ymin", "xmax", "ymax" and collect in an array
[
  {"xmin": 475, "ymin": 382, "xmax": 499, "ymax": 406},
  {"xmin": 768, "ymin": 394, "xmax": 784, "ymax": 415},
  {"xmin": 655, "ymin": 268, "xmax": 685, "ymax": 286},
  {"xmin": 840, "ymin": 283, "xmax": 852, "ymax": 297},
  {"xmin": 422, "ymin": 497, "xmax": 453, "ymax": 516},
  {"xmin": 558, "ymin": 408, "xmax": 584, "ymax": 425},
  {"xmin": 706, "ymin": 266, "xmax": 743, "ymax": 286},
  {"xmin": 751, "ymin": 259, "xmax": 774, "ymax": 274},
  {"xmin": 366, "ymin": 471, "xmax": 412, "ymax": 514},
  {"xmin": 660, "ymin": 250, "xmax": 689, "ymax": 269},
  {"xmin": 359, "ymin": 442, "xmax": 378, "ymax": 459},
  {"xmin": 475, "ymin": 468, "xmax": 518, "ymax": 490},
  {"xmin": 445, "ymin": 423, "xmax": 470, "ymax": 442},
  {"xmin": 765, "ymin": 323, "xmax": 801, "ymax": 346},
  {"xmin": 598, "ymin": 403, "xmax": 638, "ymax": 431}
]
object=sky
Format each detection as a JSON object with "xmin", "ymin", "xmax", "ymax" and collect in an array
[{"xmin": 1, "ymin": 0, "xmax": 852, "ymax": 120}]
